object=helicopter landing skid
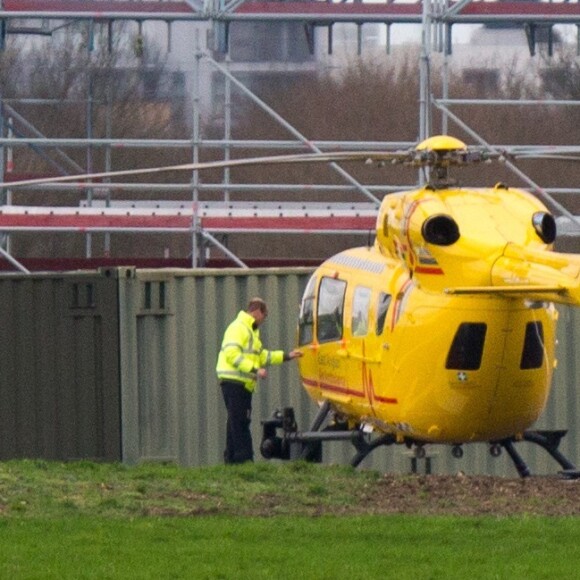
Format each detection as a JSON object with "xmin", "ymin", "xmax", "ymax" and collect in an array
[
  {"xmin": 261, "ymin": 407, "xmax": 579, "ymax": 478},
  {"xmin": 260, "ymin": 404, "xmax": 401, "ymax": 467},
  {"xmin": 260, "ymin": 404, "xmax": 360, "ymax": 463},
  {"xmin": 495, "ymin": 430, "xmax": 578, "ymax": 479}
]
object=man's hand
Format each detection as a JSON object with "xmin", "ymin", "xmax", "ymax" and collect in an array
[
  {"xmin": 257, "ymin": 368, "xmax": 268, "ymax": 379},
  {"xmin": 288, "ymin": 349, "xmax": 304, "ymax": 359}
]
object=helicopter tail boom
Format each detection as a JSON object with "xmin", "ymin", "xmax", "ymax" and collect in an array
[{"xmin": 490, "ymin": 243, "xmax": 580, "ymax": 307}]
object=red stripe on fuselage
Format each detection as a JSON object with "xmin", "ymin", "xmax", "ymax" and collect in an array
[
  {"xmin": 414, "ymin": 265, "xmax": 444, "ymax": 275},
  {"xmin": 302, "ymin": 377, "xmax": 397, "ymax": 404}
]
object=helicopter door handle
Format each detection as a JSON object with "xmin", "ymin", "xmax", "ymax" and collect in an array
[{"xmin": 342, "ymin": 350, "xmax": 381, "ymax": 364}]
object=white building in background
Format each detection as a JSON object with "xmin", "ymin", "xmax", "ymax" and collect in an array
[
  {"xmin": 88, "ymin": 17, "xmax": 574, "ymax": 127},
  {"xmin": 8, "ymin": 6, "xmax": 577, "ymax": 127},
  {"xmin": 10, "ymin": 13, "xmax": 575, "ymax": 135},
  {"xmin": 448, "ymin": 23, "xmax": 568, "ymax": 92},
  {"xmin": 157, "ymin": 19, "xmax": 401, "ymax": 122},
  {"xmin": 315, "ymin": 20, "xmax": 571, "ymax": 86},
  {"xmin": 154, "ymin": 20, "xmax": 320, "ymax": 122}
]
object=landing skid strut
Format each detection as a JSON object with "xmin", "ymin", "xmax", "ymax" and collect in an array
[
  {"xmin": 496, "ymin": 430, "xmax": 577, "ymax": 478},
  {"xmin": 260, "ymin": 405, "xmax": 578, "ymax": 478}
]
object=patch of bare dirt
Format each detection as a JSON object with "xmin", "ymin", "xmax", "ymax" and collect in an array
[
  {"xmin": 129, "ymin": 473, "xmax": 580, "ymax": 518},
  {"xmin": 347, "ymin": 474, "xmax": 580, "ymax": 517},
  {"xmin": 247, "ymin": 474, "xmax": 580, "ymax": 517}
]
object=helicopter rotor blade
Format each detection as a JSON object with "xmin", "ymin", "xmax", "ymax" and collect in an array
[
  {"xmin": 1, "ymin": 139, "xmax": 576, "ymax": 195},
  {"xmin": 512, "ymin": 154, "xmax": 580, "ymax": 163},
  {"xmin": 0, "ymin": 150, "xmax": 414, "ymax": 189},
  {"xmin": 0, "ymin": 143, "xmax": 507, "ymax": 190}
]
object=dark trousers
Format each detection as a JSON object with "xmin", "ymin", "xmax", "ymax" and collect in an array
[{"xmin": 220, "ymin": 380, "xmax": 254, "ymax": 464}]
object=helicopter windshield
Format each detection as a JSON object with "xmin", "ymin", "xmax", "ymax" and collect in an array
[{"xmin": 298, "ymin": 274, "xmax": 317, "ymax": 346}]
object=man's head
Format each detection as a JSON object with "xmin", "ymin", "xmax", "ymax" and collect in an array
[{"xmin": 247, "ymin": 297, "xmax": 268, "ymax": 327}]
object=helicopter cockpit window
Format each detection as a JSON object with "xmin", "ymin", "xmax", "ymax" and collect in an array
[
  {"xmin": 520, "ymin": 321, "xmax": 544, "ymax": 369},
  {"xmin": 376, "ymin": 292, "xmax": 392, "ymax": 335},
  {"xmin": 317, "ymin": 277, "xmax": 346, "ymax": 343},
  {"xmin": 446, "ymin": 323, "xmax": 487, "ymax": 370},
  {"xmin": 298, "ymin": 275, "xmax": 317, "ymax": 346},
  {"xmin": 352, "ymin": 286, "xmax": 372, "ymax": 336}
]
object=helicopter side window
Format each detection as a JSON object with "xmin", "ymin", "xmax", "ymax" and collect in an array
[
  {"xmin": 446, "ymin": 323, "xmax": 487, "ymax": 371},
  {"xmin": 298, "ymin": 275, "xmax": 317, "ymax": 346},
  {"xmin": 317, "ymin": 277, "xmax": 346, "ymax": 343},
  {"xmin": 375, "ymin": 292, "xmax": 392, "ymax": 335},
  {"xmin": 351, "ymin": 286, "xmax": 371, "ymax": 337},
  {"xmin": 520, "ymin": 321, "xmax": 544, "ymax": 370}
]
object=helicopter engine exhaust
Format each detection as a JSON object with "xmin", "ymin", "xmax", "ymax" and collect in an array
[{"xmin": 421, "ymin": 214, "xmax": 460, "ymax": 246}]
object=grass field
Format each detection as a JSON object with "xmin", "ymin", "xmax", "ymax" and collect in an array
[
  {"xmin": 1, "ymin": 515, "xmax": 579, "ymax": 579},
  {"xmin": 0, "ymin": 460, "xmax": 579, "ymax": 579}
]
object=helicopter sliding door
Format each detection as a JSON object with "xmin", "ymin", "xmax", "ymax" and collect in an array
[
  {"xmin": 345, "ymin": 285, "xmax": 373, "ymax": 415},
  {"xmin": 348, "ymin": 286, "xmax": 394, "ymax": 419},
  {"xmin": 483, "ymin": 306, "xmax": 556, "ymax": 436},
  {"xmin": 297, "ymin": 274, "xmax": 348, "ymax": 406},
  {"xmin": 315, "ymin": 276, "xmax": 348, "ymax": 405}
]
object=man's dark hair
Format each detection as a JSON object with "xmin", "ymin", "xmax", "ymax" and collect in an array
[{"xmin": 247, "ymin": 297, "xmax": 267, "ymax": 314}]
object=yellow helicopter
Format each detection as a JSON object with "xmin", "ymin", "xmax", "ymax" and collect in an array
[
  {"xmin": 3, "ymin": 134, "xmax": 580, "ymax": 476},
  {"xmin": 259, "ymin": 134, "xmax": 580, "ymax": 478}
]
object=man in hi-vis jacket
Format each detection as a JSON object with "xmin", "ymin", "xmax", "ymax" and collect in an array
[{"xmin": 216, "ymin": 297, "xmax": 303, "ymax": 464}]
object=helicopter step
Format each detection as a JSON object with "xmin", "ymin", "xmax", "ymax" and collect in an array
[
  {"xmin": 260, "ymin": 404, "xmax": 362, "ymax": 463},
  {"xmin": 260, "ymin": 403, "xmax": 410, "ymax": 468},
  {"xmin": 260, "ymin": 403, "xmax": 379, "ymax": 465},
  {"xmin": 260, "ymin": 405, "xmax": 578, "ymax": 478}
]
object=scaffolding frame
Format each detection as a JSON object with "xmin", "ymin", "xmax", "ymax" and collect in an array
[{"xmin": 1, "ymin": 0, "xmax": 580, "ymax": 270}]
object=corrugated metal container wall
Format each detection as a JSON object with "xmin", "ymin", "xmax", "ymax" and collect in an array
[
  {"xmin": 119, "ymin": 269, "xmax": 580, "ymax": 477},
  {"xmin": 527, "ymin": 306, "xmax": 580, "ymax": 473},
  {"xmin": 119, "ymin": 268, "xmax": 316, "ymax": 467},
  {"xmin": 0, "ymin": 271, "xmax": 121, "ymax": 461}
]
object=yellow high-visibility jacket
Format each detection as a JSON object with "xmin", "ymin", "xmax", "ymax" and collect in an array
[{"xmin": 216, "ymin": 310, "xmax": 285, "ymax": 392}]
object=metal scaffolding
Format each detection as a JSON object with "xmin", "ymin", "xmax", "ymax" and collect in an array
[{"xmin": 1, "ymin": 0, "xmax": 580, "ymax": 270}]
